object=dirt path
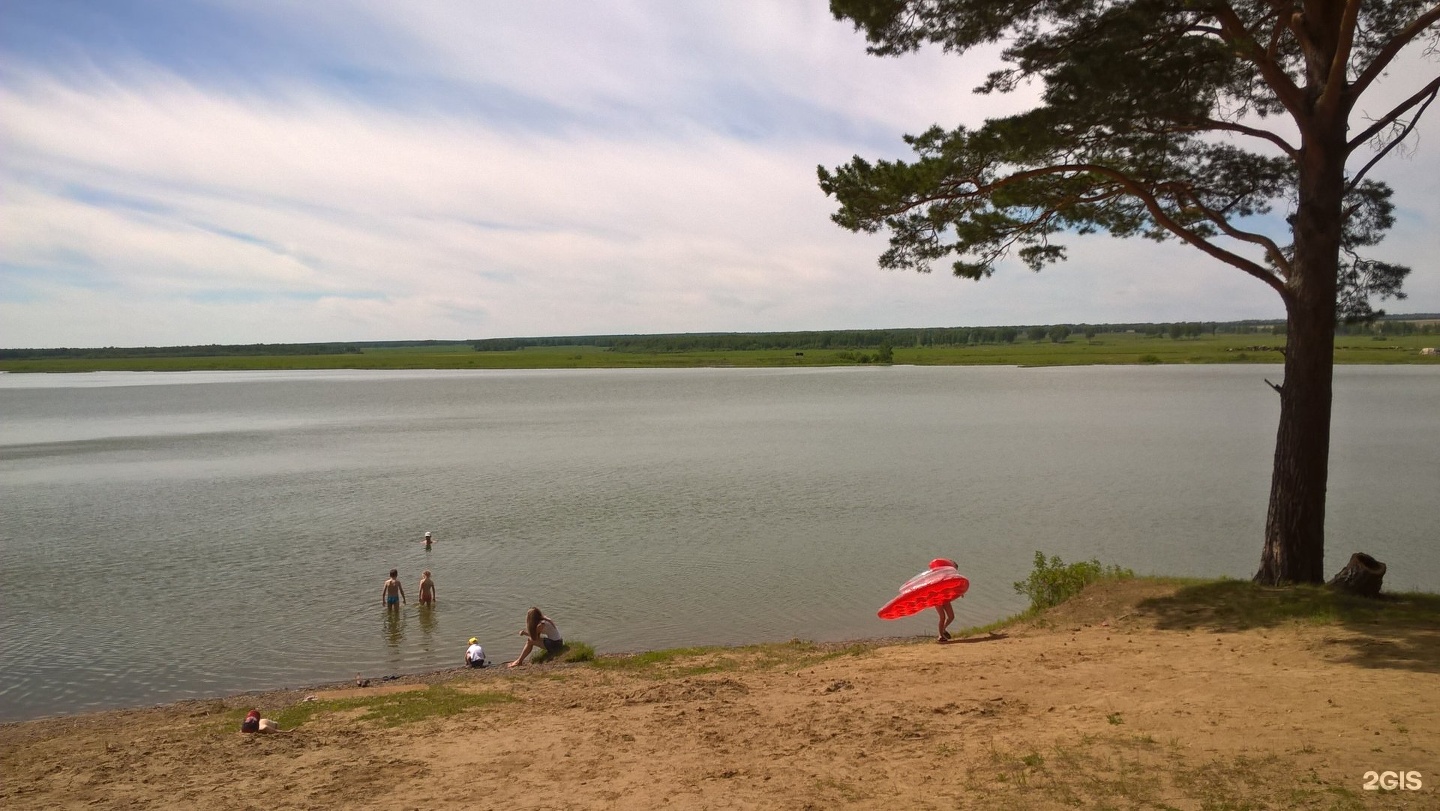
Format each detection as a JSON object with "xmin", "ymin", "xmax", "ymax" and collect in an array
[{"xmin": 5, "ymin": 580, "xmax": 1437, "ymax": 809}]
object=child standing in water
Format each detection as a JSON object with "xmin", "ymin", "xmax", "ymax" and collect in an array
[
  {"xmin": 381, "ymin": 569, "xmax": 406, "ymax": 608},
  {"xmin": 418, "ymin": 570, "xmax": 436, "ymax": 605}
]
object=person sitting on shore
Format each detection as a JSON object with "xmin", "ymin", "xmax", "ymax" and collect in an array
[
  {"xmin": 507, "ymin": 607, "xmax": 562, "ymax": 667},
  {"xmin": 465, "ymin": 637, "xmax": 486, "ymax": 668}
]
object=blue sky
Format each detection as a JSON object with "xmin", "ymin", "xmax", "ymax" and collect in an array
[{"xmin": 3, "ymin": 1, "xmax": 1437, "ymax": 347}]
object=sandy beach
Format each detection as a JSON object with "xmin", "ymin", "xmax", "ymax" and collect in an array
[{"xmin": 4, "ymin": 579, "xmax": 1436, "ymax": 810}]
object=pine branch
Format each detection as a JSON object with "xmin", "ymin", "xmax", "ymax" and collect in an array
[
  {"xmin": 1348, "ymin": 4, "xmax": 1440, "ymax": 100},
  {"xmin": 1347, "ymin": 75, "xmax": 1440, "ymax": 152},
  {"xmin": 982, "ymin": 163, "xmax": 1290, "ymax": 299},
  {"xmin": 1211, "ymin": 3, "xmax": 1308, "ymax": 120},
  {"xmin": 1346, "ymin": 80, "xmax": 1440, "ymax": 192},
  {"xmin": 1319, "ymin": 0, "xmax": 1364, "ymax": 117}
]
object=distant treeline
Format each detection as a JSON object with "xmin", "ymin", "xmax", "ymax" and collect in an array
[
  {"xmin": 471, "ymin": 315, "xmax": 1436, "ymax": 353},
  {"xmin": 478, "ymin": 330, "xmax": 975, "ymax": 352},
  {"xmin": 7, "ymin": 316, "xmax": 1434, "ymax": 358},
  {"xmin": 474, "ymin": 325, "xmax": 1225, "ymax": 352},
  {"xmin": 1335, "ymin": 319, "xmax": 1436, "ymax": 336}
]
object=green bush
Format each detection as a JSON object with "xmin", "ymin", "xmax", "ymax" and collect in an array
[{"xmin": 1013, "ymin": 551, "xmax": 1134, "ymax": 612}]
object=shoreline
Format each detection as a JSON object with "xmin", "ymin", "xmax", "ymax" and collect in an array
[
  {"xmin": 0, "ymin": 633, "xmax": 926, "ymax": 729},
  {"xmin": 6, "ymin": 578, "xmax": 1437, "ymax": 810}
]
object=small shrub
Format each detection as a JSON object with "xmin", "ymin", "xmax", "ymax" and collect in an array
[
  {"xmin": 1013, "ymin": 551, "xmax": 1134, "ymax": 612},
  {"xmin": 1138, "ymin": 354, "xmax": 1162, "ymax": 364}
]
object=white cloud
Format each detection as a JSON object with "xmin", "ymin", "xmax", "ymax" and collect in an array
[{"xmin": 1, "ymin": 4, "xmax": 1437, "ymax": 347}]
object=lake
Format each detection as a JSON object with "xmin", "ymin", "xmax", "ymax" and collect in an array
[{"xmin": 1, "ymin": 365, "xmax": 1436, "ymax": 722}]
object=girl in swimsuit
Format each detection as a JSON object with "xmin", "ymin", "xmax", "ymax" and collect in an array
[{"xmin": 507, "ymin": 606, "xmax": 563, "ymax": 667}]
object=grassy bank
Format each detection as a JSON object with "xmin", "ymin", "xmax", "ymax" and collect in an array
[{"xmin": 4, "ymin": 332, "xmax": 1438, "ymax": 372}]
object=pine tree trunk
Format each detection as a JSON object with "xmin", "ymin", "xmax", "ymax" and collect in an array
[
  {"xmin": 1255, "ymin": 299, "xmax": 1333, "ymax": 585},
  {"xmin": 1254, "ymin": 115, "xmax": 1345, "ymax": 586}
]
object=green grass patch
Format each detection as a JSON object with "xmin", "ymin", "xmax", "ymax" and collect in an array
[
  {"xmin": 1135, "ymin": 579, "xmax": 1440, "ymax": 631},
  {"xmin": 230, "ymin": 685, "xmax": 516, "ymax": 731},
  {"xmin": 558, "ymin": 640, "xmax": 595, "ymax": 663},
  {"xmin": 533, "ymin": 640, "xmax": 596, "ymax": 664},
  {"xmin": 589, "ymin": 645, "xmax": 728, "ymax": 671},
  {"xmin": 588, "ymin": 639, "xmax": 872, "ymax": 678},
  {"xmin": 1135, "ymin": 579, "xmax": 1440, "ymax": 674},
  {"xmin": 974, "ymin": 733, "xmax": 1369, "ymax": 811}
]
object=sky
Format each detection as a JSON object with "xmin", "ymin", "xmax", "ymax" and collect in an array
[{"xmin": 2, "ymin": 1, "xmax": 1438, "ymax": 348}]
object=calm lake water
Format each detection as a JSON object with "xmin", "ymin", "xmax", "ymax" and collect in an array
[{"xmin": 1, "ymin": 365, "xmax": 1436, "ymax": 722}]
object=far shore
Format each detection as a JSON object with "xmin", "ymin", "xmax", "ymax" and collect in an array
[
  {"xmin": 5, "ymin": 577, "xmax": 1437, "ymax": 810},
  {"xmin": 3, "ymin": 331, "xmax": 1439, "ymax": 373}
]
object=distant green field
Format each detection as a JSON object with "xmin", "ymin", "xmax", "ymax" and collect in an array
[{"xmin": 2, "ymin": 332, "xmax": 1436, "ymax": 373}]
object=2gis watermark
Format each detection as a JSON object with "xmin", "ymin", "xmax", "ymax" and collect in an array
[{"xmin": 1362, "ymin": 770, "xmax": 1423, "ymax": 791}]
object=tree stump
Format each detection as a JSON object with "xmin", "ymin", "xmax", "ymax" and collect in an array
[{"xmin": 1326, "ymin": 552, "xmax": 1386, "ymax": 597}]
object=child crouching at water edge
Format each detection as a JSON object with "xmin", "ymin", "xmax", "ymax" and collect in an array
[
  {"xmin": 507, "ymin": 607, "xmax": 562, "ymax": 667},
  {"xmin": 465, "ymin": 637, "xmax": 486, "ymax": 668}
]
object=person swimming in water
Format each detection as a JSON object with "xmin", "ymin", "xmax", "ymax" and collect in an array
[
  {"xmin": 381, "ymin": 569, "xmax": 406, "ymax": 608},
  {"xmin": 422, "ymin": 531, "xmax": 433, "ymax": 549}
]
